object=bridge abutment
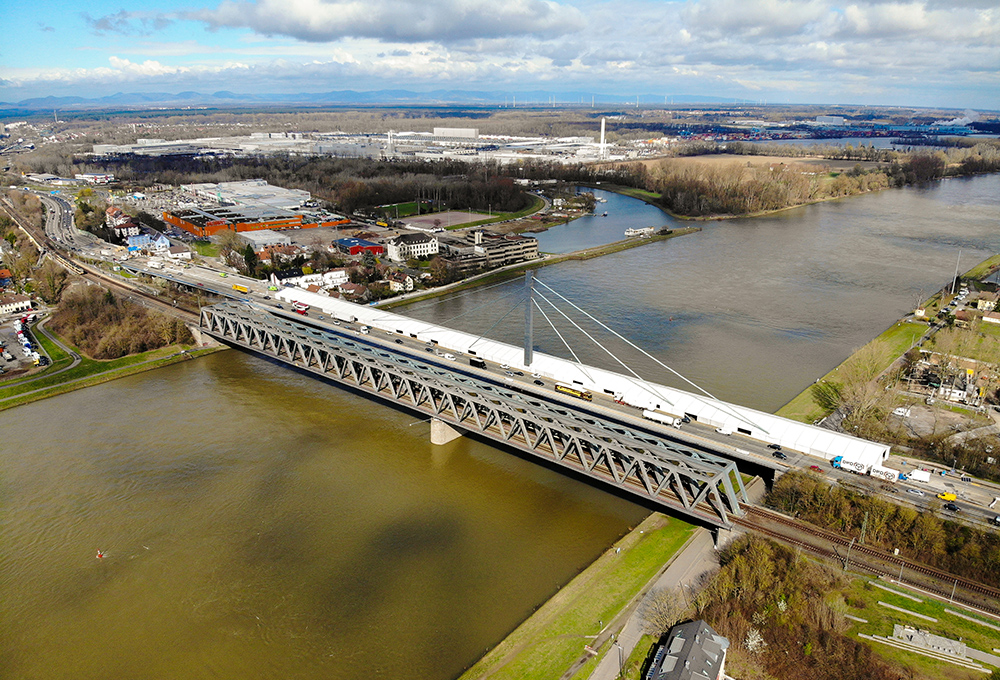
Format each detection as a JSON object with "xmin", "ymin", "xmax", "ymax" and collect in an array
[{"xmin": 430, "ymin": 418, "xmax": 464, "ymax": 446}]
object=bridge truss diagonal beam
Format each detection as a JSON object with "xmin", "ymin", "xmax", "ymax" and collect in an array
[{"xmin": 200, "ymin": 303, "xmax": 747, "ymax": 528}]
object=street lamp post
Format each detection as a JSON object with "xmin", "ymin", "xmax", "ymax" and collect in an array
[
  {"xmin": 844, "ymin": 537, "xmax": 856, "ymax": 573},
  {"xmin": 614, "ymin": 640, "xmax": 624, "ymax": 679}
]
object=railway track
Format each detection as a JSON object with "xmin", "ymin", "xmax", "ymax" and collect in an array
[{"xmin": 737, "ymin": 505, "xmax": 1000, "ymax": 615}]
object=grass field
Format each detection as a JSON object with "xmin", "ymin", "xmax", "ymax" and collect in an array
[
  {"xmin": 842, "ymin": 578, "xmax": 1000, "ymax": 679},
  {"xmin": 459, "ymin": 514, "xmax": 695, "ymax": 680}
]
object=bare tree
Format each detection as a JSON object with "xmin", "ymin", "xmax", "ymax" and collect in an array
[{"xmin": 640, "ymin": 587, "xmax": 687, "ymax": 636}]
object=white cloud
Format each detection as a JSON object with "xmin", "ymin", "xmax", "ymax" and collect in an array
[{"xmin": 189, "ymin": 0, "xmax": 585, "ymax": 43}]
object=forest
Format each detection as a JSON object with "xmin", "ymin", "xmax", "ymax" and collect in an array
[
  {"xmin": 693, "ymin": 535, "xmax": 900, "ymax": 680},
  {"xmin": 49, "ymin": 286, "xmax": 194, "ymax": 359}
]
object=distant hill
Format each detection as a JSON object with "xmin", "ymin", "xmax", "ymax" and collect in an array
[{"xmin": 0, "ymin": 89, "xmax": 745, "ymax": 115}]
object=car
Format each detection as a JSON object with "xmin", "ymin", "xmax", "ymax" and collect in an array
[
  {"xmin": 424, "ymin": 347, "xmax": 434, "ymax": 353},
  {"xmin": 943, "ymin": 502, "xmax": 960, "ymax": 512},
  {"xmin": 681, "ymin": 416, "xmax": 691, "ymax": 424},
  {"xmin": 263, "ymin": 295, "xmax": 270, "ymax": 299},
  {"xmin": 772, "ymin": 451, "xmax": 788, "ymax": 460},
  {"xmin": 500, "ymin": 364, "xmax": 510, "ymax": 370},
  {"xmin": 531, "ymin": 373, "xmax": 541, "ymax": 379},
  {"xmin": 514, "ymin": 371, "xmax": 524, "ymax": 376},
  {"xmin": 905, "ymin": 488, "xmax": 925, "ymax": 497},
  {"xmin": 767, "ymin": 443, "xmax": 782, "ymax": 450},
  {"xmin": 533, "ymin": 379, "xmax": 544, "ymax": 386},
  {"xmin": 809, "ymin": 465, "xmax": 824, "ymax": 473},
  {"xmin": 936, "ymin": 492, "xmax": 957, "ymax": 501},
  {"xmin": 318, "ymin": 315, "xmax": 325, "ymax": 320},
  {"xmin": 276, "ymin": 304, "xmax": 284, "ymax": 309},
  {"xmin": 394, "ymin": 339, "xmax": 403, "ymax": 344},
  {"xmin": 505, "ymin": 371, "xmax": 515, "ymax": 377}
]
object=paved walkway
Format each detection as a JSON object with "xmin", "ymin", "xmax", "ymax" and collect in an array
[{"xmin": 585, "ymin": 528, "xmax": 724, "ymax": 680}]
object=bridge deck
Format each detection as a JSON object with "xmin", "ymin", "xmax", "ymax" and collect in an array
[{"xmin": 201, "ymin": 302, "xmax": 748, "ymax": 528}]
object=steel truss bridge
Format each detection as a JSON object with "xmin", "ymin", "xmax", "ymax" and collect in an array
[{"xmin": 200, "ymin": 303, "xmax": 748, "ymax": 528}]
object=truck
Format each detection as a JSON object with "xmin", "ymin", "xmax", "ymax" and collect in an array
[
  {"xmin": 831, "ymin": 455, "xmax": 870, "ymax": 474},
  {"xmin": 869, "ymin": 465, "xmax": 899, "ymax": 482},
  {"xmin": 642, "ymin": 410, "xmax": 678, "ymax": 427},
  {"xmin": 147, "ymin": 261, "xmax": 163, "ymax": 269},
  {"xmin": 232, "ymin": 284, "xmax": 249, "ymax": 294},
  {"xmin": 715, "ymin": 425, "xmax": 733, "ymax": 436},
  {"xmin": 909, "ymin": 469, "xmax": 932, "ymax": 483},
  {"xmin": 469, "ymin": 357, "xmax": 487, "ymax": 370}
]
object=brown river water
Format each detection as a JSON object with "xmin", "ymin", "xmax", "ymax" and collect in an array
[{"xmin": 1, "ymin": 174, "xmax": 997, "ymax": 679}]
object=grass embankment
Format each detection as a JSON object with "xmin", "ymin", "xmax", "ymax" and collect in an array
[
  {"xmin": 777, "ymin": 250, "xmax": 1000, "ymax": 423},
  {"xmin": 380, "ymin": 228, "xmax": 699, "ymax": 311},
  {"xmin": 842, "ymin": 578, "xmax": 1000, "ymax": 679},
  {"xmin": 776, "ymin": 320, "xmax": 924, "ymax": 423},
  {"xmin": 0, "ymin": 326, "xmax": 221, "ymax": 410},
  {"xmin": 459, "ymin": 514, "xmax": 695, "ymax": 680}
]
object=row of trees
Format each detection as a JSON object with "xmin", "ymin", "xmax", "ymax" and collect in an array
[
  {"xmin": 767, "ymin": 471, "xmax": 1000, "ymax": 587},
  {"xmin": 49, "ymin": 287, "xmax": 193, "ymax": 359}
]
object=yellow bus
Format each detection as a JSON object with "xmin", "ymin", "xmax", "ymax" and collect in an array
[
  {"xmin": 232, "ymin": 284, "xmax": 249, "ymax": 294},
  {"xmin": 555, "ymin": 383, "xmax": 593, "ymax": 401}
]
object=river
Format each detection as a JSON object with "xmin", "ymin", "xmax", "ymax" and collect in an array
[{"xmin": 1, "ymin": 174, "xmax": 998, "ymax": 679}]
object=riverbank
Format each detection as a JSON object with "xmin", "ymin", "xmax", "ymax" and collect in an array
[
  {"xmin": 379, "ymin": 227, "xmax": 699, "ymax": 310},
  {"xmin": 775, "ymin": 250, "xmax": 998, "ymax": 423},
  {"xmin": 458, "ymin": 513, "xmax": 695, "ymax": 680},
  {"xmin": 0, "ymin": 321, "xmax": 225, "ymax": 411}
]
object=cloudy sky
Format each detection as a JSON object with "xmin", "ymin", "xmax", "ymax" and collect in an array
[{"xmin": 2, "ymin": 0, "xmax": 998, "ymax": 107}]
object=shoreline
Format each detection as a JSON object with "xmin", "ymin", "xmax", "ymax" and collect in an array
[
  {"xmin": 380, "ymin": 227, "xmax": 700, "ymax": 310},
  {"xmin": 775, "ymin": 251, "xmax": 998, "ymax": 423}
]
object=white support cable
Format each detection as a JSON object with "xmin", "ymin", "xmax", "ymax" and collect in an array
[
  {"xmin": 399, "ymin": 277, "xmax": 517, "ymax": 314},
  {"xmin": 534, "ymin": 278, "xmax": 769, "ymax": 434},
  {"xmin": 534, "ymin": 289, "xmax": 652, "ymax": 387},
  {"xmin": 435, "ymin": 283, "xmax": 525, "ymax": 326},
  {"xmin": 532, "ymin": 298, "xmax": 595, "ymax": 383},
  {"xmin": 467, "ymin": 293, "xmax": 526, "ymax": 351},
  {"xmin": 534, "ymin": 290, "xmax": 674, "ymax": 407}
]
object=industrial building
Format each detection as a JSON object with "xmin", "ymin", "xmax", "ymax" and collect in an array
[
  {"xmin": 161, "ymin": 180, "xmax": 349, "ymax": 238},
  {"xmin": 334, "ymin": 237, "xmax": 384, "ymax": 257},
  {"xmin": 181, "ymin": 179, "xmax": 311, "ymax": 211}
]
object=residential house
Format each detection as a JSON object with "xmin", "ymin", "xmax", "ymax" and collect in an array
[
  {"xmin": 339, "ymin": 282, "xmax": 370, "ymax": 302},
  {"xmin": 166, "ymin": 245, "xmax": 192, "ymax": 260},
  {"xmin": 386, "ymin": 271, "xmax": 414, "ymax": 293},
  {"xmin": 0, "ymin": 293, "xmax": 32, "ymax": 314},
  {"xmin": 976, "ymin": 292, "xmax": 998, "ymax": 312},
  {"xmin": 646, "ymin": 620, "xmax": 729, "ymax": 680}
]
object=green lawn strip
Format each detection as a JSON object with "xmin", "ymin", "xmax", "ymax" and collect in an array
[
  {"xmin": 460, "ymin": 515, "xmax": 694, "ymax": 680},
  {"xmin": 192, "ymin": 241, "xmax": 220, "ymax": 257},
  {"xmin": 0, "ymin": 342, "xmax": 200, "ymax": 399},
  {"xmin": 962, "ymin": 253, "xmax": 1000, "ymax": 281},
  {"xmin": 842, "ymin": 579, "xmax": 1000, "ymax": 675},
  {"xmin": 775, "ymin": 320, "xmax": 927, "ymax": 423},
  {"xmin": 0, "ymin": 346, "xmax": 220, "ymax": 410}
]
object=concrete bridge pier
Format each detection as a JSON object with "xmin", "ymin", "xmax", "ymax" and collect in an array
[{"xmin": 430, "ymin": 418, "xmax": 464, "ymax": 446}]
